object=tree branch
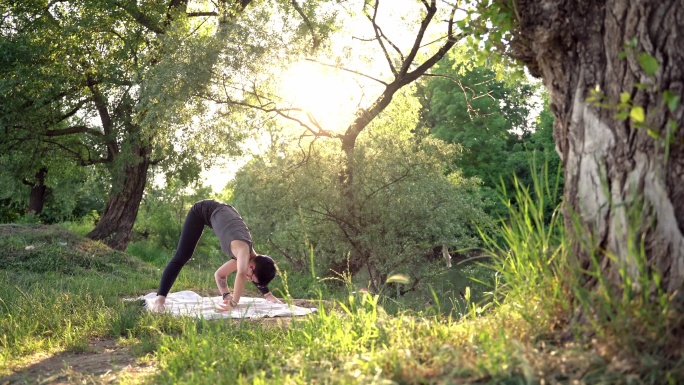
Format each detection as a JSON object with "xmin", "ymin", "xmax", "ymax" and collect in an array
[
  {"xmin": 402, "ymin": 4, "xmax": 460, "ymax": 85},
  {"xmin": 422, "ymin": 73, "xmax": 492, "ymax": 121},
  {"xmin": 364, "ymin": 0, "xmax": 398, "ymax": 76},
  {"xmin": 268, "ymin": 236, "xmax": 302, "ymax": 269},
  {"xmin": 44, "ymin": 125, "xmax": 103, "ymax": 137},
  {"xmin": 341, "ymin": 2, "xmax": 460, "ymax": 151},
  {"xmin": 360, "ymin": 169, "xmax": 412, "ymax": 208},
  {"xmin": 41, "ymin": 139, "xmax": 109, "ymax": 166},
  {"xmin": 305, "ymin": 58, "xmax": 388, "ymax": 86},
  {"xmin": 119, "ymin": 0, "xmax": 165, "ymax": 34},
  {"xmin": 291, "ymin": 0, "xmax": 321, "ymax": 52},
  {"xmin": 187, "ymin": 11, "xmax": 218, "ymax": 17},
  {"xmin": 86, "ymin": 74, "xmax": 119, "ymax": 159},
  {"xmin": 200, "ymin": 77, "xmax": 342, "ymax": 140},
  {"xmin": 399, "ymin": 0, "xmax": 437, "ymax": 77},
  {"xmin": 53, "ymin": 99, "xmax": 88, "ymax": 124},
  {"xmin": 149, "ymin": 157, "xmax": 165, "ymax": 166}
]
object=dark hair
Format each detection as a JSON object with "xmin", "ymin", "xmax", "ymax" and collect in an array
[{"xmin": 252, "ymin": 254, "xmax": 277, "ymax": 287}]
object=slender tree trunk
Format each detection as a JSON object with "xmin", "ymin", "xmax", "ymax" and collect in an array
[
  {"xmin": 331, "ymin": 138, "xmax": 363, "ymax": 276},
  {"xmin": 511, "ymin": 0, "xmax": 684, "ymax": 293},
  {"xmin": 333, "ymin": 87, "xmax": 415, "ymax": 277},
  {"xmin": 86, "ymin": 146, "xmax": 150, "ymax": 251},
  {"xmin": 23, "ymin": 167, "xmax": 49, "ymax": 215}
]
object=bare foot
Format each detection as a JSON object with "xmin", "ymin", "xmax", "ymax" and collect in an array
[{"xmin": 151, "ymin": 298, "xmax": 166, "ymax": 312}]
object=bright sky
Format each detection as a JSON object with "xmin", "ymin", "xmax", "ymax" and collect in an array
[{"xmin": 203, "ymin": 0, "xmax": 455, "ymax": 193}]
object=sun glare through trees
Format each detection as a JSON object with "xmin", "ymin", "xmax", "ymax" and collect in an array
[{"xmin": 279, "ymin": 60, "xmax": 363, "ymax": 134}]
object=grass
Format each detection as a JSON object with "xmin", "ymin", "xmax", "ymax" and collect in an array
[{"xmin": 1, "ymin": 177, "xmax": 682, "ymax": 385}]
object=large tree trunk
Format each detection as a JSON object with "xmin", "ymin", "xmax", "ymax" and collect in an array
[
  {"xmin": 86, "ymin": 146, "xmax": 150, "ymax": 251},
  {"xmin": 23, "ymin": 167, "xmax": 49, "ymax": 215},
  {"xmin": 511, "ymin": 1, "xmax": 684, "ymax": 293}
]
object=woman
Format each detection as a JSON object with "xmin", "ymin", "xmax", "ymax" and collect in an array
[{"xmin": 152, "ymin": 199, "xmax": 281, "ymax": 312}]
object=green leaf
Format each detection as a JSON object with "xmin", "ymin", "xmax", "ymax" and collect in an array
[
  {"xmin": 386, "ymin": 274, "xmax": 411, "ymax": 284},
  {"xmin": 614, "ymin": 111, "xmax": 629, "ymax": 120},
  {"xmin": 630, "ymin": 106, "xmax": 645, "ymax": 123},
  {"xmin": 663, "ymin": 90, "xmax": 680, "ymax": 113},
  {"xmin": 495, "ymin": 12, "xmax": 509, "ymax": 23},
  {"xmin": 619, "ymin": 92, "xmax": 631, "ymax": 104},
  {"xmin": 626, "ymin": 37, "xmax": 638, "ymax": 48},
  {"xmin": 647, "ymin": 129, "xmax": 659, "ymax": 139},
  {"xmin": 637, "ymin": 53, "xmax": 659, "ymax": 76}
]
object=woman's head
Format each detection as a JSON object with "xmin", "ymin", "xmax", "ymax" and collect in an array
[{"xmin": 252, "ymin": 254, "xmax": 277, "ymax": 289}]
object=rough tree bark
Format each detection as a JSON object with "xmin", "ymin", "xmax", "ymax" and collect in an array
[
  {"xmin": 22, "ymin": 168, "xmax": 49, "ymax": 215},
  {"xmin": 86, "ymin": 146, "xmax": 150, "ymax": 251},
  {"xmin": 510, "ymin": 0, "xmax": 683, "ymax": 294}
]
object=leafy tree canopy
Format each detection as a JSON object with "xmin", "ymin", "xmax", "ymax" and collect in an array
[
  {"xmin": 419, "ymin": 47, "xmax": 546, "ymax": 214},
  {"xmin": 230, "ymin": 88, "xmax": 494, "ymax": 291},
  {"xmin": 0, "ymin": 0, "xmax": 337, "ymax": 248}
]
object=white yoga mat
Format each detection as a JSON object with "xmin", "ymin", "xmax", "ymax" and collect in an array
[{"xmin": 140, "ymin": 291, "xmax": 317, "ymax": 320}]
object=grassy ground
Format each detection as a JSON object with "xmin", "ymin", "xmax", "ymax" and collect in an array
[{"xmin": 1, "ymin": 223, "xmax": 681, "ymax": 384}]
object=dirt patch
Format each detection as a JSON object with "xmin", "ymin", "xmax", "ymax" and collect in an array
[{"xmin": 1, "ymin": 338, "xmax": 156, "ymax": 385}]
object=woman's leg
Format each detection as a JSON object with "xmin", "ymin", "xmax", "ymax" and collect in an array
[{"xmin": 156, "ymin": 206, "xmax": 205, "ymax": 296}]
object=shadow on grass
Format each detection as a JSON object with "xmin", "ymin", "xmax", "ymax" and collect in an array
[{"xmin": 1, "ymin": 338, "xmax": 156, "ymax": 385}]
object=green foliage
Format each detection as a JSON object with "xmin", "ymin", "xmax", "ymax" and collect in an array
[
  {"xmin": 56, "ymin": 210, "xmax": 100, "ymax": 236},
  {"xmin": 0, "ymin": 0, "xmax": 337, "ymax": 248},
  {"xmin": 479, "ymin": 159, "xmax": 683, "ymax": 382},
  {"xmin": 0, "ymin": 224, "xmax": 151, "ymax": 275},
  {"xmin": 504, "ymin": 99, "xmax": 564, "ymax": 223},
  {"xmin": 0, "ymin": 198, "xmax": 22, "ymax": 223},
  {"xmin": 563, "ymin": 194, "xmax": 682, "ymax": 370},
  {"xmin": 0, "ymin": 224, "xmax": 158, "ymax": 367},
  {"xmin": 480, "ymin": 159, "xmax": 568, "ymax": 326},
  {"xmin": 125, "ymin": 240, "xmax": 172, "ymax": 267},
  {"xmin": 378, "ymin": 261, "xmax": 497, "ymax": 318},
  {"xmin": 453, "ymin": 2, "xmax": 525, "ymax": 83},
  {"xmin": 637, "ymin": 53, "xmax": 660, "ymax": 76},
  {"xmin": 134, "ymin": 178, "xmax": 212, "ymax": 250},
  {"xmin": 2, "ymin": 213, "xmax": 681, "ymax": 383},
  {"xmin": 420, "ymin": 50, "xmax": 561, "ymax": 218},
  {"xmin": 0, "ymin": 275, "xmax": 112, "ymax": 360},
  {"xmin": 230, "ymin": 89, "xmax": 494, "ymax": 290},
  {"xmin": 127, "ymin": 177, "xmax": 226, "ymax": 267},
  {"xmin": 0, "ymin": 150, "xmax": 108, "ymax": 223},
  {"xmin": 587, "ymin": 44, "xmax": 679, "ymax": 157}
]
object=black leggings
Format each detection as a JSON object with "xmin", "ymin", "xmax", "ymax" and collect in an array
[{"xmin": 156, "ymin": 206, "xmax": 205, "ymax": 297}]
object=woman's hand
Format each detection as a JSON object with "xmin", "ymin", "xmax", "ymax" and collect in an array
[
  {"xmin": 217, "ymin": 296, "xmax": 237, "ymax": 312},
  {"xmin": 217, "ymin": 301, "xmax": 233, "ymax": 312},
  {"xmin": 264, "ymin": 292, "xmax": 282, "ymax": 304},
  {"xmin": 152, "ymin": 296, "xmax": 166, "ymax": 312}
]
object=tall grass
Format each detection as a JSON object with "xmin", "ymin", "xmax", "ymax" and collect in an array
[
  {"xmin": 479, "ymin": 160, "xmax": 570, "ymax": 331},
  {"xmin": 478, "ymin": 157, "xmax": 683, "ymax": 382},
  {"xmin": 142, "ymin": 287, "xmax": 513, "ymax": 384},
  {"xmin": 2, "ymin": 158, "xmax": 682, "ymax": 385},
  {"xmin": 561, "ymin": 194, "xmax": 683, "ymax": 381}
]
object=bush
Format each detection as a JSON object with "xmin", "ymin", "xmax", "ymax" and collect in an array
[{"xmin": 230, "ymin": 90, "xmax": 495, "ymax": 293}]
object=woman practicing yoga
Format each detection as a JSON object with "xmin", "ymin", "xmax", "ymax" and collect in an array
[{"xmin": 152, "ymin": 199, "xmax": 280, "ymax": 312}]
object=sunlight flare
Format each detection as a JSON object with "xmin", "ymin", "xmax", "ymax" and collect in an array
[{"xmin": 280, "ymin": 61, "xmax": 363, "ymax": 132}]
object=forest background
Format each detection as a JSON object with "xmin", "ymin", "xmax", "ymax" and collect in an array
[
  {"xmin": 1, "ymin": 0, "xmax": 681, "ymax": 383},
  {"xmin": 1, "ymin": 0, "xmax": 560, "ymax": 310}
]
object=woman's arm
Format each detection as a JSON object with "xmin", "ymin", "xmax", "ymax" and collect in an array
[
  {"xmin": 230, "ymin": 241, "xmax": 250, "ymax": 304},
  {"xmin": 218, "ymin": 240, "xmax": 251, "ymax": 311},
  {"xmin": 214, "ymin": 259, "xmax": 237, "ymax": 298}
]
